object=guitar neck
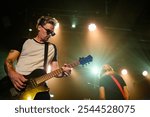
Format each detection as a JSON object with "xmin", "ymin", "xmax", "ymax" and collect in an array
[{"xmin": 35, "ymin": 60, "xmax": 80, "ymax": 85}]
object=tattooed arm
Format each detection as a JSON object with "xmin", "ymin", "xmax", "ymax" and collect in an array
[
  {"xmin": 4, "ymin": 50, "xmax": 20, "ymax": 73},
  {"xmin": 4, "ymin": 50, "xmax": 27, "ymax": 90}
]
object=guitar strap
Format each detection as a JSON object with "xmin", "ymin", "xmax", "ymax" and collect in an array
[
  {"xmin": 44, "ymin": 42, "xmax": 49, "ymax": 72},
  {"xmin": 110, "ymin": 75, "xmax": 126, "ymax": 99}
]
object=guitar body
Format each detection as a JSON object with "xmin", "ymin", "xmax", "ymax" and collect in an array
[{"xmin": 0, "ymin": 69, "xmax": 49, "ymax": 100}]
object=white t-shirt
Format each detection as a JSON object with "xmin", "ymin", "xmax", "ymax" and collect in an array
[{"xmin": 16, "ymin": 39, "xmax": 57, "ymax": 75}]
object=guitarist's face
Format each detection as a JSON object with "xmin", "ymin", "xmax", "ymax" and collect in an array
[{"xmin": 38, "ymin": 23, "xmax": 55, "ymax": 42}]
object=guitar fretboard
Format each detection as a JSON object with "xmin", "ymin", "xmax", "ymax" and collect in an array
[{"xmin": 35, "ymin": 60, "xmax": 80, "ymax": 85}]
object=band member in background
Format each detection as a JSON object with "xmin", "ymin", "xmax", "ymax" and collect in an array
[
  {"xmin": 99, "ymin": 64, "xmax": 129, "ymax": 100},
  {"xmin": 4, "ymin": 15, "xmax": 72, "ymax": 100}
]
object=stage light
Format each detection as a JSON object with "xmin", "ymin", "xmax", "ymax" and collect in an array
[
  {"xmin": 142, "ymin": 70, "xmax": 148, "ymax": 76},
  {"xmin": 72, "ymin": 24, "xmax": 76, "ymax": 28},
  {"xmin": 91, "ymin": 66, "xmax": 99, "ymax": 75},
  {"xmin": 50, "ymin": 93, "xmax": 54, "ymax": 98},
  {"xmin": 29, "ymin": 28, "xmax": 32, "ymax": 32},
  {"xmin": 88, "ymin": 23, "xmax": 96, "ymax": 31},
  {"xmin": 121, "ymin": 69, "xmax": 128, "ymax": 75}
]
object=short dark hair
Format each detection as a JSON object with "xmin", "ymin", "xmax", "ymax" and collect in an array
[{"xmin": 36, "ymin": 16, "xmax": 58, "ymax": 28}]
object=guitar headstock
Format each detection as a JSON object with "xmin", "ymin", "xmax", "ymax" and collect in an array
[{"xmin": 79, "ymin": 55, "xmax": 93, "ymax": 66}]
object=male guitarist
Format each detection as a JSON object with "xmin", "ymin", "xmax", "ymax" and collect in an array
[{"xmin": 3, "ymin": 16, "xmax": 72, "ymax": 100}]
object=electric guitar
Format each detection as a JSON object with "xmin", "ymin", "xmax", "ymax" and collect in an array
[{"xmin": 3, "ymin": 55, "xmax": 93, "ymax": 100}]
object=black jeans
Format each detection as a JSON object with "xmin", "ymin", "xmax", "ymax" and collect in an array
[{"xmin": 34, "ymin": 91, "xmax": 51, "ymax": 100}]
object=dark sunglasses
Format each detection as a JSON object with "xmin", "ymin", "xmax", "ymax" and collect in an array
[{"xmin": 42, "ymin": 26, "xmax": 56, "ymax": 36}]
